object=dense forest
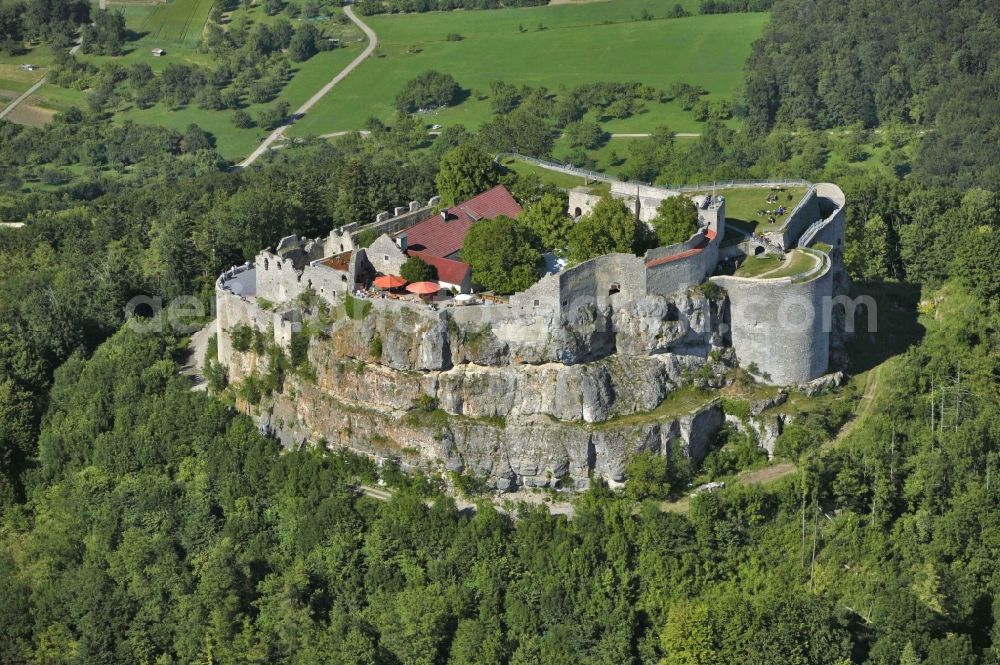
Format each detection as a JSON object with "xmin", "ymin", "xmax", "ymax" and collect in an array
[
  {"xmin": 744, "ymin": 0, "xmax": 999, "ymax": 190},
  {"xmin": 0, "ymin": 0, "xmax": 997, "ymax": 662}
]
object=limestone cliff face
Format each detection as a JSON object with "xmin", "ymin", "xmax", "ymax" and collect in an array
[
  {"xmin": 229, "ymin": 288, "xmax": 732, "ymax": 490},
  {"xmin": 260, "ymin": 372, "xmax": 724, "ymax": 490}
]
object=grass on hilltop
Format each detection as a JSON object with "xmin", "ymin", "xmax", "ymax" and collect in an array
[
  {"xmin": 290, "ymin": 0, "xmax": 766, "ymax": 137},
  {"xmin": 733, "ymin": 254, "xmax": 781, "ymax": 278},
  {"xmin": 734, "ymin": 249, "xmax": 816, "ymax": 279}
]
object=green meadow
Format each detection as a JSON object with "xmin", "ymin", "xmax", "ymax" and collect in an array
[
  {"xmin": 132, "ymin": 0, "xmax": 215, "ymax": 47},
  {"xmin": 26, "ymin": 1, "xmax": 365, "ymax": 159},
  {"xmin": 290, "ymin": 0, "xmax": 767, "ymax": 138}
]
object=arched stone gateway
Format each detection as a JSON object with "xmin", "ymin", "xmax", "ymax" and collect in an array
[{"xmin": 754, "ymin": 245, "xmax": 766, "ymax": 256}]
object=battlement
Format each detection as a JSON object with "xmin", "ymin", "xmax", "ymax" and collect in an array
[{"xmin": 215, "ymin": 180, "xmax": 846, "ymax": 387}]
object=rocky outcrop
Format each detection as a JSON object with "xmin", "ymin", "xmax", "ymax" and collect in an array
[
  {"xmin": 613, "ymin": 291, "xmax": 728, "ymax": 356},
  {"xmin": 229, "ymin": 287, "xmax": 734, "ymax": 490},
  {"xmin": 260, "ymin": 371, "xmax": 725, "ymax": 490},
  {"xmin": 314, "ymin": 287, "xmax": 728, "ymax": 375}
]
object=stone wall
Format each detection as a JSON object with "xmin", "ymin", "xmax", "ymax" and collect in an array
[
  {"xmin": 216, "ymin": 270, "xmax": 277, "ymax": 380},
  {"xmin": 567, "ymin": 188, "xmax": 602, "ymax": 219},
  {"xmin": 799, "ymin": 183, "xmax": 846, "ymax": 250},
  {"xmin": 766, "ymin": 186, "xmax": 820, "ymax": 249},
  {"xmin": 348, "ymin": 199, "xmax": 436, "ymax": 242},
  {"xmin": 644, "ymin": 230, "xmax": 720, "ymax": 297},
  {"xmin": 710, "ymin": 253, "xmax": 833, "ymax": 385},
  {"xmin": 365, "ymin": 234, "xmax": 408, "ymax": 276}
]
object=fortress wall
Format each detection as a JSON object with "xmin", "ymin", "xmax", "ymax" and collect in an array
[
  {"xmin": 301, "ymin": 263, "xmax": 349, "ymax": 301},
  {"xmin": 710, "ymin": 262, "xmax": 833, "ymax": 385},
  {"xmin": 568, "ymin": 188, "xmax": 602, "ymax": 218},
  {"xmin": 766, "ymin": 186, "xmax": 820, "ymax": 249},
  {"xmin": 644, "ymin": 232, "xmax": 706, "ymax": 264},
  {"xmin": 509, "ymin": 270, "xmax": 562, "ymax": 310},
  {"xmin": 805, "ymin": 183, "xmax": 847, "ymax": 250},
  {"xmin": 645, "ymin": 236, "xmax": 719, "ymax": 297},
  {"xmin": 323, "ymin": 228, "xmax": 356, "ymax": 257},
  {"xmin": 256, "ymin": 251, "xmax": 309, "ymax": 303},
  {"xmin": 611, "ymin": 182, "xmax": 680, "ymax": 201},
  {"xmin": 216, "ymin": 280, "xmax": 275, "ymax": 381},
  {"xmin": 557, "ymin": 259, "xmax": 600, "ymax": 310},
  {"xmin": 699, "ymin": 200, "xmax": 726, "ymax": 239},
  {"xmin": 349, "ymin": 203, "xmax": 434, "ymax": 241},
  {"xmin": 592, "ymin": 253, "xmax": 647, "ymax": 304}
]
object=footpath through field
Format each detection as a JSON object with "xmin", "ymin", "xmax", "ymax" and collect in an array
[
  {"xmin": 238, "ymin": 5, "xmax": 378, "ymax": 168},
  {"xmin": 0, "ymin": 40, "xmax": 81, "ymax": 121}
]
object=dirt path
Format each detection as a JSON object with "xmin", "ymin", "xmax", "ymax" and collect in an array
[
  {"xmin": 0, "ymin": 41, "xmax": 80, "ymax": 122},
  {"xmin": 238, "ymin": 5, "xmax": 377, "ymax": 168},
  {"xmin": 829, "ymin": 365, "xmax": 880, "ymax": 447},
  {"xmin": 660, "ymin": 367, "xmax": 883, "ymax": 509},
  {"xmin": 181, "ymin": 319, "xmax": 216, "ymax": 391}
]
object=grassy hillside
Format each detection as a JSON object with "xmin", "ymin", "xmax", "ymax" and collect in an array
[{"xmin": 290, "ymin": 3, "xmax": 766, "ymax": 137}]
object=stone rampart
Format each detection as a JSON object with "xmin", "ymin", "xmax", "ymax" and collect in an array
[
  {"xmin": 766, "ymin": 185, "xmax": 820, "ymax": 249},
  {"xmin": 798, "ymin": 183, "xmax": 846, "ymax": 250},
  {"xmin": 710, "ymin": 254, "xmax": 833, "ymax": 385}
]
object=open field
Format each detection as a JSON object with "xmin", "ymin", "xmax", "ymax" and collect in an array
[
  {"xmin": 33, "ymin": 45, "xmax": 362, "ymax": 159},
  {"xmin": 289, "ymin": 1, "xmax": 766, "ymax": 137},
  {"xmin": 24, "ymin": 2, "xmax": 366, "ymax": 159},
  {"xmin": 132, "ymin": 0, "xmax": 214, "ymax": 47}
]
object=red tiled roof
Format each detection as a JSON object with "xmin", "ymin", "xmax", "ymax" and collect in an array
[
  {"xmin": 408, "ymin": 250, "xmax": 470, "ymax": 286},
  {"xmin": 399, "ymin": 185, "xmax": 522, "ymax": 258},
  {"xmin": 644, "ymin": 229, "xmax": 717, "ymax": 268}
]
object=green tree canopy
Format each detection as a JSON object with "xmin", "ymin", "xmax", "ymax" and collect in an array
[
  {"xmin": 462, "ymin": 215, "xmax": 542, "ymax": 294},
  {"xmin": 395, "ymin": 70, "xmax": 462, "ymax": 113},
  {"xmin": 400, "ymin": 255, "xmax": 437, "ymax": 282},
  {"xmin": 652, "ymin": 195, "xmax": 699, "ymax": 246},
  {"xmin": 435, "ymin": 144, "xmax": 503, "ymax": 206},
  {"xmin": 567, "ymin": 194, "xmax": 655, "ymax": 262},
  {"xmin": 521, "ymin": 191, "xmax": 571, "ymax": 250},
  {"xmin": 564, "ymin": 119, "xmax": 606, "ymax": 150},
  {"xmin": 952, "ymin": 224, "xmax": 1000, "ymax": 303}
]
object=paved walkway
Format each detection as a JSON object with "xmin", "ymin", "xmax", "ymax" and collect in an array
[{"xmin": 238, "ymin": 5, "xmax": 377, "ymax": 168}]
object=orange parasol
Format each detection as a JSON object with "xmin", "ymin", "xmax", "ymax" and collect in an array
[
  {"xmin": 373, "ymin": 275, "xmax": 407, "ymax": 289},
  {"xmin": 405, "ymin": 281, "xmax": 440, "ymax": 295}
]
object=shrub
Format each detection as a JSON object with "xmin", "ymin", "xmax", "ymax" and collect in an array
[
  {"xmin": 400, "ymin": 255, "xmax": 437, "ymax": 282},
  {"xmin": 652, "ymin": 195, "xmax": 699, "ymax": 246},
  {"xmin": 394, "ymin": 70, "xmax": 461, "ymax": 113},
  {"xmin": 345, "ymin": 293, "xmax": 371, "ymax": 320},
  {"xmin": 232, "ymin": 110, "xmax": 254, "ymax": 128},
  {"xmin": 230, "ymin": 324, "xmax": 254, "ymax": 352}
]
